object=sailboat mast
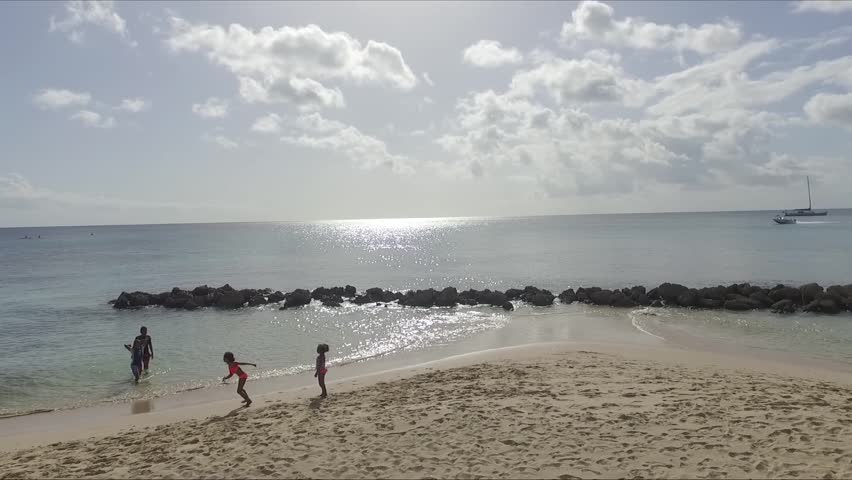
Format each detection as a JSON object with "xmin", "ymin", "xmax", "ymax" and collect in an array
[{"xmin": 807, "ymin": 176, "xmax": 812, "ymax": 210}]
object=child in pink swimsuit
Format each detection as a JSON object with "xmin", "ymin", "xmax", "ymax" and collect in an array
[
  {"xmin": 222, "ymin": 352, "xmax": 256, "ymax": 406},
  {"xmin": 314, "ymin": 343, "xmax": 329, "ymax": 398}
]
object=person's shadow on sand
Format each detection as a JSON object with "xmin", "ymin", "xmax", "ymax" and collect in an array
[
  {"xmin": 309, "ymin": 397, "xmax": 325, "ymax": 411},
  {"xmin": 202, "ymin": 406, "xmax": 248, "ymax": 425}
]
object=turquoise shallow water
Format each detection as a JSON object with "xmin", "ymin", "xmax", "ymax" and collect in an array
[{"xmin": 2, "ymin": 211, "xmax": 852, "ymax": 414}]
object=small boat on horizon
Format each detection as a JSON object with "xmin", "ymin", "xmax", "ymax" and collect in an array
[
  {"xmin": 783, "ymin": 176, "xmax": 827, "ymax": 216},
  {"xmin": 773, "ymin": 215, "xmax": 796, "ymax": 225}
]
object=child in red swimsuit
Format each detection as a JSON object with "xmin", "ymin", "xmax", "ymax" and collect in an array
[
  {"xmin": 222, "ymin": 352, "xmax": 256, "ymax": 406},
  {"xmin": 314, "ymin": 343, "xmax": 329, "ymax": 398}
]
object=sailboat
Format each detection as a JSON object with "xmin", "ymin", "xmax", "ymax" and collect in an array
[{"xmin": 783, "ymin": 176, "xmax": 827, "ymax": 216}]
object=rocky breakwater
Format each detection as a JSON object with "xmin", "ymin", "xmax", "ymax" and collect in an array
[{"xmin": 110, "ymin": 283, "xmax": 852, "ymax": 315}]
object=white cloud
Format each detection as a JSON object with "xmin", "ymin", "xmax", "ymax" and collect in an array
[
  {"xmin": 238, "ymin": 75, "xmax": 344, "ymax": 110},
  {"xmin": 560, "ymin": 0, "xmax": 741, "ymax": 55},
  {"xmin": 509, "ymin": 57, "xmax": 649, "ymax": 107},
  {"xmin": 422, "ymin": 72, "xmax": 435, "ymax": 87},
  {"xmin": 70, "ymin": 110, "xmax": 116, "ymax": 128},
  {"xmin": 792, "ymin": 1, "xmax": 852, "ymax": 13},
  {"xmin": 167, "ymin": 18, "xmax": 417, "ymax": 110},
  {"xmin": 804, "ymin": 92, "xmax": 852, "ymax": 129},
  {"xmin": 281, "ymin": 113, "xmax": 413, "ymax": 174},
  {"xmin": 462, "ymin": 40, "xmax": 524, "ymax": 67},
  {"xmin": 32, "ymin": 88, "xmax": 91, "ymax": 110},
  {"xmin": 251, "ymin": 113, "xmax": 283, "ymax": 134},
  {"xmin": 192, "ymin": 97, "xmax": 229, "ymax": 119},
  {"xmin": 117, "ymin": 98, "xmax": 150, "ymax": 113},
  {"xmin": 49, "ymin": 1, "xmax": 132, "ymax": 44},
  {"xmin": 202, "ymin": 133, "xmax": 238, "ymax": 149}
]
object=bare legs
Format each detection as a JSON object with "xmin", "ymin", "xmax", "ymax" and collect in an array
[
  {"xmin": 318, "ymin": 372, "xmax": 327, "ymax": 398},
  {"xmin": 237, "ymin": 377, "xmax": 252, "ymax": 406}
]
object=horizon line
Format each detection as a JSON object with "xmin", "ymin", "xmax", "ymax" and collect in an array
[{"xmin": 2, "ymin": 207, "xmax": 850, "ymax": 230}]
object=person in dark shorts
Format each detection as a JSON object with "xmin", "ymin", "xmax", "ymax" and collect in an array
[
  {"xmin": 135, "ymin": 326, "xmax": 154, "ymax": 371},
  {"xmin": 124, "ymin": 338, "xmax": 144, "ymax": 384}
]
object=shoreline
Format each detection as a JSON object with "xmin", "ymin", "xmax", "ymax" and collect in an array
[
  {"xmin": 3, "ymin": 340, "xmax": 852, "ymax": 453},
  {"xmin": 3, "ymin": 342, "xmax": 852, "ymax": 478}
]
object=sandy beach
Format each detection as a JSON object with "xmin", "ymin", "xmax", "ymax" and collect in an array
[{"xmin": 1, "ymin": 344, "xmax": 851, "ymax": 479}]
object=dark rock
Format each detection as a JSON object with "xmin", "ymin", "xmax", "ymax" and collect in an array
[
  {"xmin": 282, "ymin": 289, "xmax": 312, "ymax": 309},
  {"xmin": 353, "ymin": 295, "xmax": 375, "ymax": 305},
  {"xmin": 219, "ymin": 283, "xmax": 235, "ymax": 292},
  {"xmin": 192, "ymin": 295, "xmax": 209, "ymax": 308},
  {"xmin": 216, "ymin": 291, "xmax": 246, "ymax": 309},
  {"xmin": 771, "ymin": 299, "xmax": 796, "ymax": 314},
  {"xmin": 505, "ymin": 289, "xmax": 524, "ymax": 300},
  {"xmin": 401, "ymin": 289, "xmax": 437, "ymax": 308},
  {"xmin": 698, "ymin": 298, "xmax": 723, "ymax": 309},
  {"xmin": 458, "ymin": 297, "xmax": 478, "ymax": 306},
  {"xmin": 480, "ymin": 290, "xmax": 508, "ymax": 307},
  {"xmin": 183, "ymin": 300, "xmax": 199, "ymax": 311},
  {"xmin": 435, "ymin": 287, "xmax": 459, "ymax": 307},
  {"xmin": 800, "ymin": 283, "xmax": 823, "ymax": 304},
  {"xmin": 502, "ymin": 301, "xmax": 514, "ymax": 311},
  {"xmin": 749, "ymin": 291, "xmax": 773, "ymax": 308},
  {"xmin": 699, "ymin": 286, "xmax": 727, "ymax": 301},
  {"xmin": 113, "ymin": 292, "xmax": 131, "ymax": 309},
  {"xmin": 647, "ymin": 288, "xmax": 659, "ymax": 300},
  {"xmin": 769, "ymin": 286, "xmax": 800, "ymax": 304},
  {"xmin": 629, "ymin": 285, "xmax": 646, "ymax": 297},
  {"xmin": 558, "ymin": 289, "xmax": 576, "ymax": 305},
  {"xmin": 127, "ymin": 292, "xmax": 151, "ymax": 307},
  {"xmin": 738, "ymin": 283, "xmax": 757, "ymax": 297},
  {"xmin": 610, "ymin": 292, "xmax": 636, "ymax": 308},
  {"xmin": 676, "ymin": 290, "xmax": 699, "ymax": 308},
  {"xmin": 826, "ymin": 285, "xmax": 852, "ymax": 300},
  {"xmin": 530, "ymin": 292, "xmax": 555, "ymax": 306},
  {"xmin": 321, "ymin": 295, "xmax": 343, "ymax": 307},
  {"xmin": 192, "ymin": 285, "xmax": 210, "ymax": 296},
  {"xmin": 267, "ymin": 291, "xmax": 286, "ymax": 303},
  {"xmin": 634, "ymin": 293, "xmax": 652, "ymax": 306},
  {"xmin": 247, "ymin": 295, "xmax": 267, "ymax": 307},
  {"xmin": 311, "ymin": 287, "xmax": 331, "ymax": 300},
  {"xmin": 651, "ymin": 300, "xmax": 664, "ymax": 308},
  {"xmin": 656, "ymin": 283, "xmax": 689, "ymax": 303},
  {"xmin": 724, "ymin": 296, "xmax": 760, "ymax": 311},
  {"xmin": 344, "ymin": 285, "xmax": 357, "ymax": 298},
  {"xmin": 589, "ymin": 289, "xmax": 613, "ymax": 306},
  {"xmin": 804, "ymin": 298, "xmax": 842, "ymax": 314}
]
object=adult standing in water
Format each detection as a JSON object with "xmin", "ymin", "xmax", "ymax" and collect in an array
[{"xmin": 135, "ymin": 326, "xmax": 154, "ymax": 372}]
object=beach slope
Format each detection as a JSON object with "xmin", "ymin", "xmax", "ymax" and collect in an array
[{"xmin": 2, "ymin": 349, "xmax": 852, "ymax": 479}]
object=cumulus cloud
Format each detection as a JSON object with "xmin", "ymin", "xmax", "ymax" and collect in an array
[
  {"xmin": 238, "ymin": 76, "xmax": 344, "ymax": 110},
  {"xmin": 33, "ymin": 88, "xmax": 91, "ymax": 110},
  {"xmin": 804, "ymin": 92, "xmax": 852, "ymax": 129},
  {"xmin": 435, "ymin": 28, "xmax": 852, "ymax": 197},
  {"xmin": 281, "ymin": 113, "xmax": 413, "ymax": 174},
  {"xmin": 192, "ymin": 97, "xmax": 229, "ymax": 119},
  {"xmin": 509, "ymin": 57, "xmax": 650, "ymax": 107},
  {"xmin": 792, "ymin": 0, "xmax": 852, "ymax": 13},
  {"xmin": 49, "ymin": 1, "xmax": 132, "ymax": 45},
  {"xmin": 166, "ymin": 18, "xmax": 417, "ymax": 110},
  {"xmin": 70, "ymin": 110, "xmax": 116, "ymax": 128},
  {"xmin": 462, "ymin": 40, "xmax": 524, "ymax": 67},
  {"xmin": 560, "ymin": 0, "xmax": 741, "ymax": 55},
  {"xmin": 202, "ymin": 133, "xmax": 238, "ymax": 149},
  {"xmin": 117, "ymin": 98, "xmax": 150, "ymax": 113},
  {"xmin": 251, "ymin": 113, "xmax": 283, "ymax": 134}
]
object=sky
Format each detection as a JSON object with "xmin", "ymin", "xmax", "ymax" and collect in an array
[{"xmin": 2, "ymin": 0, "xmax": 852, "ymax": 227}]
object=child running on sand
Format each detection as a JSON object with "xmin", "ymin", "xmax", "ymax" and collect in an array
[
  {"xmin": 315, "ymin": 343, "xmax": 329, "ymax": 397},
  {"xmin": 222, "ymin": 352, "xmax": 256, "ymax": 406}
]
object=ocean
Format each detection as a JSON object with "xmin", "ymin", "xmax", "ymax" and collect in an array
[{"xmin": 2, "ymin": 211, "xmax": 852, "ymax": 415}]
